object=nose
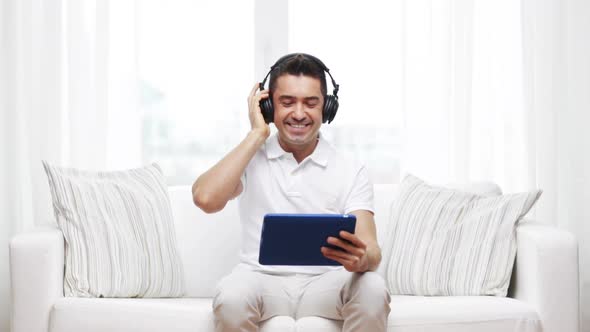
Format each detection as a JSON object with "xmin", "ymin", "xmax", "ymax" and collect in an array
[{"xmin": 292, "ymin": 103, "xmax": 306, "ymax": 121}]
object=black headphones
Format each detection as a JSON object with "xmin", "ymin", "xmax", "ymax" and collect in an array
[{"xmin": 258, "ymin": 53, "xmax": 340, "ymax": 124}]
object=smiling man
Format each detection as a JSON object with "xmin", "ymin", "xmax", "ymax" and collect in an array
[{"xmin": 192, "ymin": 53, "xmax": 391, "ymax": 332}]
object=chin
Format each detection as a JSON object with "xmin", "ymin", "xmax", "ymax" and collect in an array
[
  {"xmin": 283, "ymin": 135, "xmax": 308, "ymax": 145},
  {"xmin": 279, "ymin": 131, "xmax": 316, "ymax": 147}
]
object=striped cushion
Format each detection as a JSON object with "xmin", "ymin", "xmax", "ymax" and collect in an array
[
  {"xmin": 383, "ymin": 174, "xmax": 542, "ymax": 296},
  {"xmin": 42, "ymin": 161, "xmax": 185, "ymax": 298}
]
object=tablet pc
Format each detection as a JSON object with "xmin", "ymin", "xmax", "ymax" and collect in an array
[{"xmin": 258, "ymin": 213, "xmax": 357, "ymax": 266}]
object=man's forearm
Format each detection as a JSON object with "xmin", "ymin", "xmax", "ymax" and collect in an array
[{"xmin": 192, "ymin": 130, "xmax": 267, "ymax": 212}]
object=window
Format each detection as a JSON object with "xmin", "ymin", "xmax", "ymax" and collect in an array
[
  {"xmin": 138, "ymin": 0, "xmax": 401, "ymax": 185},
  {"xmin": 288, "ymin": 0, "xmax": 402, "ymax": 184},
  {"xmin": 138, "ymin": 0, "xmax": 255, "ymax": 185}
]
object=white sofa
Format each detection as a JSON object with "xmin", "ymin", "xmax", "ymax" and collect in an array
[{"xmin": 10, "ymin": 184, "xmax": 579, "ymax": 332}]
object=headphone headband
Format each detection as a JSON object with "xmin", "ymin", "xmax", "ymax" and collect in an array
[{"xmin": 259, "ymin": 53, "xmax": 339, "ymax": 97}]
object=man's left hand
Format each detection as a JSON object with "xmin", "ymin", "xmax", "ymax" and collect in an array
[{"xmin": 321, "ymin": 231, "xmax": 369, "ymax": 272}]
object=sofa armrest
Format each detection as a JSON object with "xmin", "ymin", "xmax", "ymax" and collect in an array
[
  {"xmin": 10, "ymin": 226, "xmax": 64, "ymax": 332},
  {"xmin": 508, "ymin": 220, "xmax": 579, "ymax": 332}
]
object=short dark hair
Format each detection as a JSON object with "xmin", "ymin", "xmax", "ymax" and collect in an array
[{"xmin": 269, "ymin": 53, "xmax": 328, "ymax": 97}]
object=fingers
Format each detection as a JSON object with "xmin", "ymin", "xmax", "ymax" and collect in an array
[
  {"xmin": 322, "ymin": 248, "xmax": 360, "ymax": 272},
  {"xmin": 247, "ymin": 83, "xmax": 271, "ymax": 136},
  {"xmin": 248, "ymin": 83, "xmax": 269, "ymax": 103},
  {"xmin": 326, "ymin": 255, "xmax": 356, "ymax": 269},
  {"xmin": 321, "ymin": 247, "xmax": 357, "ymax": 265},
  {"xmin": 339, "ymin": 231, "xmax": 367, "ymax": 249},
  {"xmin": 321, "ymin": 246, "xmax": 357, "ymax": 262},
  {"xmin": 327, "ymin": 236, "xmax": 366, "ymax": 257},
  {"xmin": 249, "ymin": 94, "xmax": 269, "ymax": 120},
  {"xmin": 249, "ymin": 82, "xmax": 259, "ymax": 97}
]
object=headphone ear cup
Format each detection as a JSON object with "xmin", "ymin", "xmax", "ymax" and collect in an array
[
  {"xmin": 260, "ymin": 97, "xmax": 274, "ymax": 124},
  {"xmin": 323, "ymin": 95, "xmax": 339, "ymax": 124}
]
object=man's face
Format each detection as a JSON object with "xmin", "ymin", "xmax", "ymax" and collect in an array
[{"xmin": 272, "ymin": 74, "xmax": 324, "ymax": 151}]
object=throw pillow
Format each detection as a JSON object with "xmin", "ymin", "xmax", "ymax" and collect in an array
[
  {"xmin": 382, "ymin": 174, "xmax": 541, "ymax": 296},
  {"xmin": 42, "ymin": 161, "xmax": 185, "ymax": 298}
]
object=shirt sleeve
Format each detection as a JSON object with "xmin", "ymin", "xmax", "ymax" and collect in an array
[{"xmin": 343, "ymin": 165, "xmax": 375, "ymax": 214}]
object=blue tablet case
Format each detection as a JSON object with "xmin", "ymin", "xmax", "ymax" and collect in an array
[{"xmin": 258, "ymin": 213, "xmax": 357, "ymax": 266}]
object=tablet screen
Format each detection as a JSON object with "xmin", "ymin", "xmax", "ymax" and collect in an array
[{"xmin": 258, "ymin": 213, "xmax": 356, "ymax": 266}]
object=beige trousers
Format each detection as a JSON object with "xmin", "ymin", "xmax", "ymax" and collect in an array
[{"xmin": 212, "ymin": 265, "xmax": 391, "ymax": 332}]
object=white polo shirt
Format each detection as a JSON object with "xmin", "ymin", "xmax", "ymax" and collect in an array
[{"xmin": 236, "ymin": 132, "xmax": 374, "ymax": 275}]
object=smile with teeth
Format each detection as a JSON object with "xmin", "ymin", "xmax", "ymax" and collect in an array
[{"xmin": 289, "ymin": 124, "xmax": 309, "ymax": 128}]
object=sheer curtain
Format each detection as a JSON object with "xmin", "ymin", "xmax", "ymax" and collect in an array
[
  {"xmin": 400, "ymin": 0, "xmax": 531, "ymax": 192},
  {"xmin": 0, "ymin": 0, "xmax": 138, "ymax": 330},
  {"xmin": 399, "ymin": 0, "xmax": 590, "ymax": 330}
]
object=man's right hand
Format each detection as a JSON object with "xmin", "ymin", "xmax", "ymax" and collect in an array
[{"xmin": 248, "ymin": 83, "xmax": 271, "ymax": 139}]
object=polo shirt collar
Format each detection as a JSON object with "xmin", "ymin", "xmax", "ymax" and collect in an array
[{"xmin": 265, "ymin": 132, "xmax": 330, "ymax": 167}]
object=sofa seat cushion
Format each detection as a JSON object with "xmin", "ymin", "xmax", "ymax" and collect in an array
[
  {"xmin": 295, "ymin": 295, "xmax": 541, "ymax": 332},
  {"xmin": 50, "ymin": 295, "xmax": 540, "ymax": 332},
  {"xmin": 49, "ymin": 297, "xmax": 294, "ymax": 332},
  {"xmin": 389, "ymin": 295, "xmax": 541, "ymax": 332}
]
